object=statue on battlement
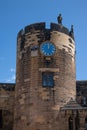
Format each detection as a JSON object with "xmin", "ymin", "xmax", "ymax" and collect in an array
[{"xmin": 57, "ymin": 14, "xmax": 62, "ymax": 24}]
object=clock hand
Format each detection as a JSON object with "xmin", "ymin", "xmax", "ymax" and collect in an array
[{"xmin": 48, "ymin": 43, "xmax": 50, "ymax": 49}]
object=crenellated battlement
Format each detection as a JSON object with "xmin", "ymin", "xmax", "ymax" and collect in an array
[
  {"xmin": 17, "ymin": 22, "xmax": 45, "ymax": 37},
  {"xmin": 17, "ymin": 22, "xmax": 74, "ymax": 40}
]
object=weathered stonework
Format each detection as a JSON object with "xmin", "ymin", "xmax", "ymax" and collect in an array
[
  {"xmin": 13, "ymin": 20, "xmax": 76, "ymax": 130},
  {"xmin": 1, "ymin": 81, "xmax": 87, "ymax": 130},
  {"xmin": 0, "ymin": 16, "xmax": 87, "ymax": 130},
  {"xmin": 0, "ymin": 83, "xmax": 15, "ymax": 130}
]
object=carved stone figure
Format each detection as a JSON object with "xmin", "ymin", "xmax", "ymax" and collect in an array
[{"xmin": 57, "ymin": 14, "xmax": 62, "ymax": 24}]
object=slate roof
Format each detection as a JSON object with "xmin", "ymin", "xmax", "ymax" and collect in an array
[{"xmin": 61, "ymin": 98, "xmax": 87, "ymax": 110}]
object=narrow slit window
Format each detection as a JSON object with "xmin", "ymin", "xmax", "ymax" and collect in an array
[
  {"xmin": 69, "ymin": 116, "xmax": 73, "ymax": 130},
  {"xmin": 42, "ymin": 72, "xmax": 54, "ymax": 87}
]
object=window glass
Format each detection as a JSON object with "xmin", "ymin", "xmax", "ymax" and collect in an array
[
  {"xmin": 81, "ymin": 96, "xmax": 87, "ymax": 107},
  {"xmin": 42, "ymin": 72, "xmax": 54, "ymax": 87}
]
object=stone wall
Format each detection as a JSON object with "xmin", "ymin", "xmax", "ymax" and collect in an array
[
  {"xmin": 0, "ymin": 81, "xmax": 87, "ymax": 130},
  {"xmin": 13, "ymin": 22, "xmax": 76, "ymax": 130},
  {"xmin": 76, "ymin": 81, "xmax": 87, "ymax": 106},
  {"xmin": 0, "ymin": 83, "xmax": 15, "ymax": 130}
]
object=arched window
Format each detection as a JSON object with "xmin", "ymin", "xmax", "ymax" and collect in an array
[
  {"xmin": 69, "ymin": 116, "xmax": 73, "ymax": 130},
  {"xmin": 82, "ymin": 97, "xmax": 87, "ymax": 107}
]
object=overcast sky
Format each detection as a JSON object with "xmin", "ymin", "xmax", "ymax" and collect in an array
[{"xmin": 0, "ymin": 0, "xmax": 87, "ymax": 83}]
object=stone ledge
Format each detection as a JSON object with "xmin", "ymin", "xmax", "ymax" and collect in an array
[
  {"xmin": 24, "ymin": 78, "xmax": 30, "ymax": 82},
  {"xmin": 39, "ymin": 68, "xmax": 59, "ymax": 72}
]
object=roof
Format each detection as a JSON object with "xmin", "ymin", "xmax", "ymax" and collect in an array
[{"xmin": 61, "ymin": 98, "xmax": 87, "ymax": 110}]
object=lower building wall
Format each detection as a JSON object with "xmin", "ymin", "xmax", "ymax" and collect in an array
[
  {"xmin": 0, "ymin": 81, "xmax": 87, "ymax": 130},
  {"xmin": 0, "ymin": 83, "xmax": 15, "ymax": 130},
  {"xmin": 13, "ymin": 109, "xmax": 87, "ymax": 130}
]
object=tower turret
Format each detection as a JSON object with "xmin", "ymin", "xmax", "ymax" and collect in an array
[{"xmin": 13, "ymin": 15, "xmax": 76, "ymax": 130}]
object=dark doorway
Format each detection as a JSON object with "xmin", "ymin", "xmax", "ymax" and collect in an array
[
  {"xmin": 75, "ymin": 111, "xmax": 80, "ymax": 130},
  {"xmin": 0, "ymin": 110, "xmax": 3, "ymax": 128},
  {"xmin": 69, "ymin": 116, "xmax": 73, "ymax": 130},
  {"xmin": 85, "ymin": 116, "xmax": 87, "ymax": 130}
]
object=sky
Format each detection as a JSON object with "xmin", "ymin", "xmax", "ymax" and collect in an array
[{"xmin": 0, "ymin": 0, "xmax": 87, "ymax": 83}]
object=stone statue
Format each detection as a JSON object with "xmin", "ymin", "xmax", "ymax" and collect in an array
[
  {"xmin": 69, "ymin": 25, "xmax": 74, "ymax": 39},
  {"xmin": 57, "ymin": 14, "xmax": 62, "ymax": 24},
  {"xmin": 71, "ymin": 25, "xmax": 74, "ymax": 33}
]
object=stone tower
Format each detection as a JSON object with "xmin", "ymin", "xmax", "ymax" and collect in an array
[{"xmin": 13, "ymin": 15, "xmax": 76, "ymax": 130}]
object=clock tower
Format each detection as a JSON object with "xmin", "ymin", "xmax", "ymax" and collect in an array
[{"xmin": 13, "ymin": 15, "xmax": 76, "ymax": 130}]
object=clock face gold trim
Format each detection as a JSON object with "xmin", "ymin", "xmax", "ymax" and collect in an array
[{"xmin": 40, "ymin": 42, "xmax": 56, "ymax": 56}]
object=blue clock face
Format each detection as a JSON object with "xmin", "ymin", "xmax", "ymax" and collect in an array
[{"xmin": 40, "ymin": 42, "xmax": 56, "ymax": 56}]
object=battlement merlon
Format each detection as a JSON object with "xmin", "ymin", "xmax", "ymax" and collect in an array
[{"xmin": 17, "ymin": 22, "xmax": 74, "ymax": 40}]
